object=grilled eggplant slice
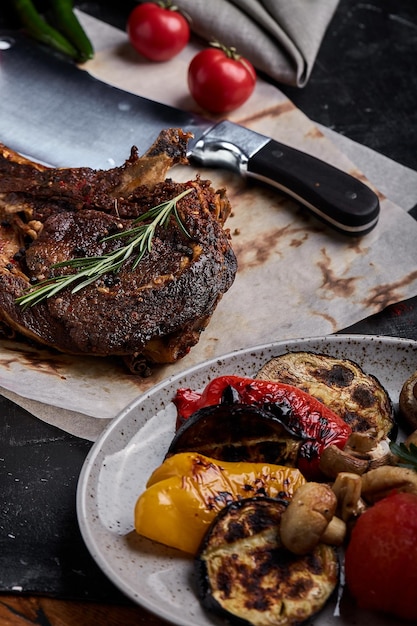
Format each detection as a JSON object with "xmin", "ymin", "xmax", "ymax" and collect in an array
[
  {"xmin": 256, "ymin": 351, "xmax": 395, "ymax": 442},
  {"xmin": 195, "ymin": 497, "xmax": 338, "ymax": 626},
  {"xmin": 166, "ymin": 403, "xmax": 301, "ymax": 467}
]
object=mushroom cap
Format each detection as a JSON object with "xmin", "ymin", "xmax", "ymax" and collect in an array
[
  {"xmin": 361, "ymin": 466, "xmax": 417, "ymax": 503},
  {"xmin": 319, "ymin": 438, "xmax": 394, "ymax": 479},
  {"xmin": 280, "ymin": 482, "xmax": 337, "ymax": 554},
  {"xmin": 399, "ymin": 370, "xmax": 417, "ymax": 432}
]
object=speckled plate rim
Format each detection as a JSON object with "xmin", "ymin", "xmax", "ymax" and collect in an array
[{"xmin": 76, "ymin": 334, "xmax": 417, "ymax": 626}]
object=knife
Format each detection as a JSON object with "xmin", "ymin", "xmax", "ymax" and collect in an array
[{"xmin": 0, "ymin": 30, "xmax": 379, "ymax": 236}]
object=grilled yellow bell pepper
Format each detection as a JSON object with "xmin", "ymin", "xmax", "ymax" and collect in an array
[{"xmin": 134, "ymin": 452, "xmax": 306, "ymax": 554}]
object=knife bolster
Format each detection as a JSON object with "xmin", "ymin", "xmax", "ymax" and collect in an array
[{"xmin": 190, "ymin": 121, "xmax": 269, "ymax": 174}]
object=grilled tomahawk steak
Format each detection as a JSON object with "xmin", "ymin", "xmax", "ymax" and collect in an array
[{"xmin": 0, "ymin": 129, "xmax": 237, "ymax": 370}]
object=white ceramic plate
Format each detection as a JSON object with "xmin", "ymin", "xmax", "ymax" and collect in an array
[{"xmin": 77, "ymin": 334, "xmax": 417, "ymax": 626}]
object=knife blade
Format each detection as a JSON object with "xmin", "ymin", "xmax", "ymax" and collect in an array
[{"xmin": 0, "ymin": 30, "xmax": 379, "ymax": 235}]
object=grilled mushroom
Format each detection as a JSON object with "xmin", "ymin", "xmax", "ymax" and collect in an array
[
  {"xmin": 399, "ymin": 369, "xmax": 417, "ymax": 431},
  {"xmin": 319, "ymin": 437, "xmax": 394, "ymax": 479},
  {"xmin": 361, "ymin": 466, "xmax": 417, "ymax": 503},
  {"xmin": 280, "ymin": 482, "xmax": 346, "ymax": 555},
  {"xmin": 331, "ymin": 472, "xmax": 365, "ymax": 523}
]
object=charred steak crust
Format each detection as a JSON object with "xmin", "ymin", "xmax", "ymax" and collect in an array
[
  {"xmin": 0, "ymin": 130, "xmax": 237, "ymax": 364},
  {"xmin": 0, "ymin": 128, "xmax": 191, "ymax": 218}
]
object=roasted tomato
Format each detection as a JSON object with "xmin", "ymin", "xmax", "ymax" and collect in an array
[{"xmin": 345, "ymin": 491, "xmax": 417, "ymax": 622}]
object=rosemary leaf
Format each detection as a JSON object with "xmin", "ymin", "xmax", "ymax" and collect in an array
[{"xmin": 16, "ymin": 187, "xmax": 193, "ymax": 309}]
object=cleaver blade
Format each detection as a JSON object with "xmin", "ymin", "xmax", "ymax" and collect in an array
[{"xmin": 0, "ymin": 30, "xmax": 379, "ymax": 235}]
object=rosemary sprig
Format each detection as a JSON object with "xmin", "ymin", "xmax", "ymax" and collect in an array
[
  {"xmin": 16, "ymin": 187, "xmax": 193, "ymax": 309},
  {"xmin": 390, "ymin": 441, "xmax": 417, "ymax": 471}
]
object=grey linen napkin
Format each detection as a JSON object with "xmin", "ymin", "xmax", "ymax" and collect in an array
[{"xmin": 175, "ymin": 0, "xmax": 339, "ymax": 86}]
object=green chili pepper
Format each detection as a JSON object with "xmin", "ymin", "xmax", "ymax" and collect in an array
[
  {"xmin": 48, "ymin": 0, "xmax": 94, "ymax": 62},
  {"xmin": 13, "ymin": 0, "xmax": 79, "ymax": 59},
  {"xmin": 12, "ymin": 0, "xmax": 94, "ymax": 63}
]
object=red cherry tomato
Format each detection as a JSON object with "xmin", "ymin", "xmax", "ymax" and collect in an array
[
  {"xmin": 127, "ymin": 2, "xmax": 190, "ymax": 62},
  {"xmin": 345, "ymin": 492, "xmax": 417, "ymax": 622},
  {"xmin": 188, "ymin": 45, "xmax": 256, "ymax": 113}
]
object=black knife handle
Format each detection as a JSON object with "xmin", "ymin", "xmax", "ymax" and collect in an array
[
  {"xmin": 247, "ymin": 139, "xmax": 380, "ymax": 235},
  {"xmin": 191, "ymin": 121, "xmax": 380, "ymax": 236}
]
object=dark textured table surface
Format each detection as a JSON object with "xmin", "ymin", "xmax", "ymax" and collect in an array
[
  {"xmin": 0, "ymin": 0, "xmax": 417, "ymax": 613},
  {"xmin": 281, "ymin": 0, "xmax": 417, "ymax": 175}
]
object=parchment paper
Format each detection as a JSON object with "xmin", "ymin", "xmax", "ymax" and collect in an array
[{"xmin": 1, "ymin": 13, "xmax": 416, "ymax": 440}]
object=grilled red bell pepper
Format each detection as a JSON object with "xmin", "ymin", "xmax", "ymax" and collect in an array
[{"xmin": 173, "ymin": 375, "xmax": 352, "ymax": 479}]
